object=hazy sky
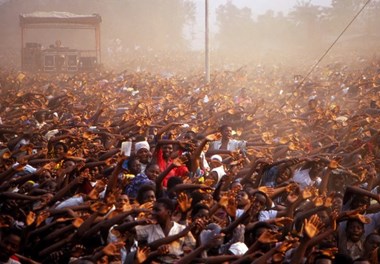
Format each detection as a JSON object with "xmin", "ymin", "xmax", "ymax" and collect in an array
[
  {"xmin": 204, "ymin": 0, "xmax": 332, "ymax": 14},
  {"xmin": 188, "ymin": 0, "xmax": 331, "ymax": 49}
]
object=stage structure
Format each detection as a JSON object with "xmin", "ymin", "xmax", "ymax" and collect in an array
[{"xmin": 20, "ymin": 12, "xmax": 102, "ymax": 72}]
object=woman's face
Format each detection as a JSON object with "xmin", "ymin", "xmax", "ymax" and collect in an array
[
  {"xmin": 54, "ymin": 144, "xmax": 66, "ymax": 158},
  {"xmin": 142, "ymin": 190, "xmax": 156, "ymax": 204},
  {"xmin": 137, "ymin": 149, "xmax": 150, "ymax": 164},
  {"xmin": 152, "ymin": 202, "xmax": 170, "ymax": 224}
]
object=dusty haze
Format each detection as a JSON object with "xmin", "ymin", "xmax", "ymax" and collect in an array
[{"xmin": 0, "ymin": 0, "xmax": 379, "ymax": 74}]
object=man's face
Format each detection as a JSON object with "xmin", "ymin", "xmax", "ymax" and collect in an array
[
  {"xmin": 162, "ymin": 144, "xmax": 173, "ymax": 159},
  {"xmin": 221, "ymin": 127, "xmax": 232, "ymax": 139},
  {"xmin": 346, "ymin": 220, "xmax": 364, "ymax": 242},
  {"xmin": 146, "ymin": 165, "xmax": 160, "ymax": 181}
]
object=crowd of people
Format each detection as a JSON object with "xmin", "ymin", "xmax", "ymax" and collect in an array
[{"xmin": 0, "ymin": 54, "xmax": 380, "ymax": 264}]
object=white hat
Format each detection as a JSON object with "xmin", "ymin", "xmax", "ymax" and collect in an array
[
  {"xmin": 210, "ymin": 154, "xmax": 222, "ymax": 163},
  {"xmin": 135, "ymin": 141, "xmax": 150, "ymax": 153}
]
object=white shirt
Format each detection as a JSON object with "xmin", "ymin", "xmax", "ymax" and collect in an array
[
  {"xmin": 135, "ymin": 222, "xmax": 196, "ymax": 263},
  {"xmin": 259, "ymin": 210, "xmax": 278, "ymax": 221},
  {"xmin": 293, "ymin": 168, "xmax": 313, "ymax": 190},
  {"xmin": 55, "ymin": 196, "xmax": 84, "ymax": 209},
  {"xmin": 209, "ymin": 139, "xmax": 246, "ymax": 152}
]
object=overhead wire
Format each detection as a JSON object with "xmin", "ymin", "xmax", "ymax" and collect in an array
[{"xmin": 279, "ymin": 0, "xmax": 372, "ymax": 109}]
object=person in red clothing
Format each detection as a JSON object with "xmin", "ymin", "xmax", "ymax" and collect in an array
[{"xmin": 155, "ymin": 143, "xmax": 189, "ymax": 187}]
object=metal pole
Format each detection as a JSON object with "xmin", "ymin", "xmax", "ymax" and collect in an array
[
  {"xmin": 21, "ymin": 27, "xmax": 24, "ymax": 71},
  {"xmin": 205, "ymin": 0, "xmax": 210, "ymax": 83}
]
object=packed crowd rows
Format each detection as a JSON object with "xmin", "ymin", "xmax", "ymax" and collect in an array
[{"xmin": 0, "ymin": 56, "xmax": 380, "ymax": 264}]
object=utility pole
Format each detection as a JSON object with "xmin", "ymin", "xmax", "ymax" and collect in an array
[{"xmin": 205, "ymin": 0, "xmax": 210, "ymax": 84}]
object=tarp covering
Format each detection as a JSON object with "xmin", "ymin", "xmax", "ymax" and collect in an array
[{"xmin": 20, "ymin": 11, "xmax": 101, "ymax": 25}]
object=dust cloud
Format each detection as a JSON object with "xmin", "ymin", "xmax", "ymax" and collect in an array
[{"xmin": 0, "ymin": 0, "xmax": 379, "ymax": 74}]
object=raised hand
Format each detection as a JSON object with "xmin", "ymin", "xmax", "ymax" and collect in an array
[
  {"xmin": 136, "ymin": 246, "xmax": 151, "ymax": 263},
  {"xmin": 177, "ymin": 192, "xmax": 192, "ymax": 213},
  {"xmin": 302, "ymin": 187, "xmax": 314, "ymax": 200},
  {"xmin": 276, "ymin": 235, "xmax": 299, "ymax": 253},
  {"xmin": 90, "ymin": 201, "xmax": 111, "ymax": 214},
  {"xmin": 313, "ymin": 196, "xmax": 324, "ymax": 207},
  {"xmin": 102, "ymin": 241, "xmax": 125, "ymax": 256},
  {"xmin": 0, "ymin": 215, "xmax": 14, "ymax": 228},
  {"xmin": 258, "ymin": 229, "xmax": 281, "ymax": 244},
  {"xmin": 258, "ymin": 186, "xmax": 275, "ymax": 197},
  {"xmin": 26, "ymin": 211, "xmax": 36, "ymax": 226},
  {"xmin": 138, "ymin": 201, "xmax": 154, "ymax": 211},
  {"xmin": 36, "ymin": 211, "xmax": 50, "ymax": 227},
  {"xmin": 273, "ymin": 217, "xmax": 293, "ymax": 227},
  {"xmin": 172, "ymin": 155, "xmax": 188, "ymax": 167},
  {"xmin": 304, "ymin": 214, "xmax": 323, "ymax": 238},
  {"xmin": 72, "ymin": 217, "xmax": 84, "ymax": 228}
]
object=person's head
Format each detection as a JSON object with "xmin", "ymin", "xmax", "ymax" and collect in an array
[
  {"xmin": 276, "ymin": 167, "xmax": 292, "ymax": 184},
  {"xmin": 115, "ymin": 194, "xmax": 130, "ymax": 211},
  {"xmin": 191, "ymin": 203, "xmax": 210, "ymax": 221},
  {"xmin": 162, "ymin": 144, "xmax": 173, "ymax": 159},
  {"xmin": 136, "ymin": 184, "xmax": 156, "ymax": 205},
  {"xmin": 123, "ymin": 156, "xmax": 141, "ymax": 175},
  {"xmin": 54, "ymin": 142, "xmax": 68, "ymax": 158},
  {"xmin": 191, "ymin": 191, "xmax": 213, "ymax": 208},
  {"xmin": 231, "ymin": 180, "xmax": 243, "ymax": 193},
  {"xmin": 313, "ymin": 254, "xmax": 333, "ymax": 264},
  {"xmin": 184, "ymin": 131, "xmax": 196, "ymax": 141},
  {"xmin": 236, "ymin": 190, "xmax": 250, "ymax": 208},
  {"xmin": 135, "ymin": 141, "xmax": 151, "ymax": 164},
  {"xmin": 145, "ymin": 163, "xmax": 160, "ymax": 181},
  {"xmin": 152, "ymin": 198, "xmax": 174, "ymax": 224},
  {"xmin": 350, "ymin": 194, "xmax": 370, "ymax": 210},
  {"xmin": 251, "ymin": 191, "xmax": 270, "ymax": 213},
  {"xmin": 220, "ymin": 125, "xmax": 232, "ymax": 140},
  {"xmin": 346, "ymin": 219, "xmax": 365, "ymax": 243},
  {"xmin": 330, "ymin": 172, "xmax": 346, "ymax": 192},
  {"xmin": 332, "ymin": 192, "xmax": 343, "ymax": 212},
  {"xmin": 18, "ymin": 180, "xmax": 35, "ymax": 194},
  {"xmin": 38, "ymin": 169, "xmax": 52, "ymax": 183},
  {"xmin": 167, "ymin": 176, "xmax": 183, "ymax": 193},
  {"xmin": 364, "ymin": 232, "xmax": 380, "ymax": 255},
  {"xmin": 0, "ymin": 228, "xmax": 21, "ymax": 262},
  {"xmin": 210, "ymin": 155, "xmax": 223, "ymax": 168},
  {"xmin": 90, "ymin": 166, "xmax": 100, "ymax": 179},
  {"xmin": 62, "ymin": 160, "xmax": 76, "ymax": 170}
]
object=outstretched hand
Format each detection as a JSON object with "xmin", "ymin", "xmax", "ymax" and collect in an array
[
  {"xmin": 304, "ymin": 214, "xmax": 323, "ymax": 238},
  {"xmin": 177, "ymin": 192, "xmax": 192, "ymax": 213}
]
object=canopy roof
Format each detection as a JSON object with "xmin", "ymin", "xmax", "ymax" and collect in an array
[{"xmin": 20, "ymin": 11, "xmax": 101, "ymax": 26}]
